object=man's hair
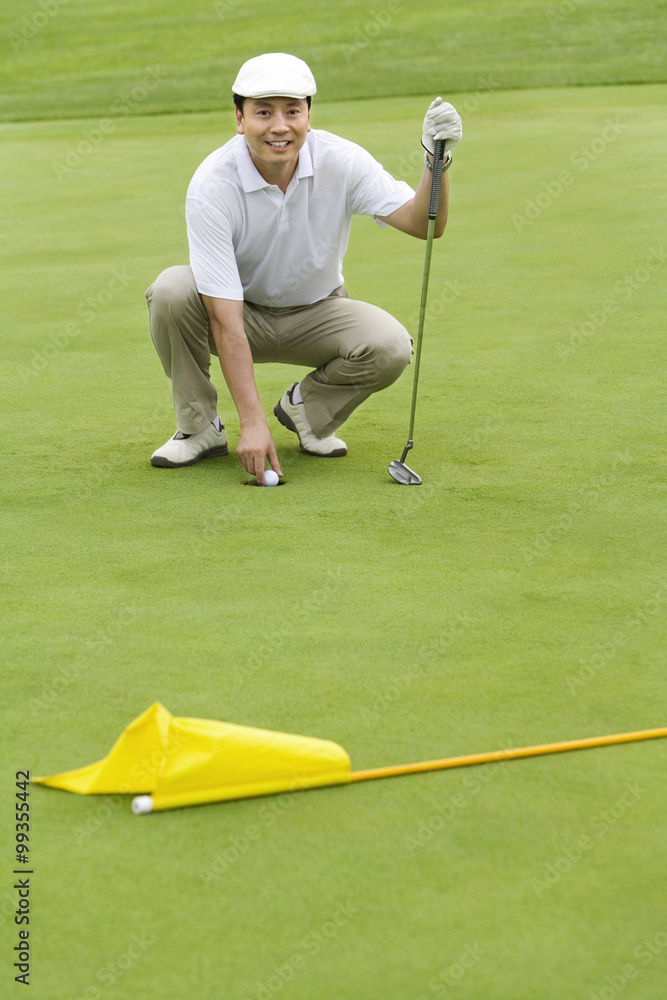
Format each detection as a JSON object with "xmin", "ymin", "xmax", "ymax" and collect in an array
[{"xmin": 233, "ymin": 94, "xmax": 312, "ymax": 115}]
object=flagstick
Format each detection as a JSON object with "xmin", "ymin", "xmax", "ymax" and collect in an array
[{"xmin": 348, "ymin": 726, "xmax": 667, "ymax": 784}]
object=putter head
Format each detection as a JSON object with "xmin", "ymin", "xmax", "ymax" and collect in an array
[{"xmin": 388, "ymin": 460, "xmax": 422, "ymax": 485}]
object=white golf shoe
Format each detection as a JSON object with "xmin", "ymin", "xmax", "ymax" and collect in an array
[
  {"xmin": 274, "ymin": 384, "xmax": 347, "ymax": 457},
  {"xmin": 150, "ymin": 420, "xmax": 228, "ymax": 468}
]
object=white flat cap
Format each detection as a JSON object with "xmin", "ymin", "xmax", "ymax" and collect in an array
[{"xmin": 232, "ymin": 53, "xmax": 317, "ymax": 99}]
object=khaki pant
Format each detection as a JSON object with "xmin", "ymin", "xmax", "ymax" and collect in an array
[{"xmin": 145, "ymin": 265, "xmax": 412, "ymax": 437}]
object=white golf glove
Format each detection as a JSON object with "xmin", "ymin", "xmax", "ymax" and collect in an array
[{"xmin": 422, "ymin": 97, "xmax": 462, "ymax": 156}]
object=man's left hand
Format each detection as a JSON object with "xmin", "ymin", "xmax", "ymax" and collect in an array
[{"xmin": 422, "ymin": 97, "xmax": 462, "ymax": 156}]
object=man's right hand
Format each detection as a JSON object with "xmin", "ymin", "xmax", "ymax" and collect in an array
[
  {"xmin": 237, "ymin": 419, "xmax": 283, "ymax": 485},
  {"xmin": 201, "ymin": 295, "xmax": 283, "ymax": 485}
]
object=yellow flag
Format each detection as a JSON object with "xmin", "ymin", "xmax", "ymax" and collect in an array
[{"xmin": 33, "ymin": 703, "xmax": 351, "ymax": 812}]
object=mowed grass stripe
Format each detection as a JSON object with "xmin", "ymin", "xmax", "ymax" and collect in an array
[{"xmin": 2, "ymin": 0, "xmax": 667, "ymax": 122}]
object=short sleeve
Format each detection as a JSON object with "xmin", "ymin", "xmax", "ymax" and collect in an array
[
  {"xmin": 346, "ymin": 144, "xmax": 415, "ymax": 227},
  {"xmin": 186, "ymin": 196, "xmax": 244, "ymax": 300}
]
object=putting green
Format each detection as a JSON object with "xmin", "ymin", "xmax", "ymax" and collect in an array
[{"xmin": 1, "ymin": 19, "xmax": 667, "ymax": 1000}]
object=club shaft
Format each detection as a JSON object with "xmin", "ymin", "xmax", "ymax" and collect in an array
[
  {"xmin": 406, "ymin": 217, "xmax": 436, "ymax": 443},
  {"xmin": 405, "ymin": 139, "xmax": 446, "ymax": 446},
  {"xmin": 348, "ymin": 725, "xmax": 667, "ymax": 783}
]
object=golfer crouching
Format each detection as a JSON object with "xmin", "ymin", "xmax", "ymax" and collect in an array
[{"xmin": 146, "ymin": 52, "xmax": 461, "ymax": 483}]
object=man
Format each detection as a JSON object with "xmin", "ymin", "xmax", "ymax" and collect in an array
[{"xmin": 146, "ymin": 52, "xmax": 461, "ymax": 483}]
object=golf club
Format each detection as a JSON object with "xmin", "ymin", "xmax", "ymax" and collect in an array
[{"xmin": 388, "ymin": 137, "xmax": 446, "ymax": 485}]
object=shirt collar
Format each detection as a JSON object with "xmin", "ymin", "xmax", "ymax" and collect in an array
[{"xmin": 235, "ymin": 133, "xmax": 313, "ymax": 193}]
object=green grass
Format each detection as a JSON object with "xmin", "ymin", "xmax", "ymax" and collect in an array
[
  {"xmin": 2, "ymin": 0, "xmax": 667, "ymax": 121},
  {"xmin": 2, "ymin": 80, "xmax": 666, "ymax": 998},
  {"xmin": 2, "ymin": 0, "xmax": 667, "ymax": 994}
]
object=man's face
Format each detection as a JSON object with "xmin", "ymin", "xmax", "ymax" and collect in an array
[{"xmin": 236, "ymin": 97, "xmax": 311, "ymax": 173}]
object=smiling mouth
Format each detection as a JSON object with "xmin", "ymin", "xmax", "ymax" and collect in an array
[{"xmin": 266, "ymin": 140, "xmax": 291, "ymax": 148}]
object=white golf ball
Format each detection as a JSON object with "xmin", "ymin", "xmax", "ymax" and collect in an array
[{"xmin": 263, "ymin": 470, "xmax": 280, "ymax": 487}]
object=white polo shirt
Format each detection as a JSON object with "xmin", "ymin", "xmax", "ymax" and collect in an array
[{"xmin": 185, "ymin": 129, "xmax": 414, "ymax": 307}]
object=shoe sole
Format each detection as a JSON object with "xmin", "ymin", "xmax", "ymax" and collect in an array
[
  {"xmin": 274, "ymin": 401, "xmax": 347, "ymax": 458},
  {"xmin": 150, "ymin": 444, "xmax": 229, "ymax": 468}
]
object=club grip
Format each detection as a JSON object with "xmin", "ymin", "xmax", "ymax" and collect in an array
[{"xmin": 428, "ymin": 138, "xmax": 446, "ymax": 220}]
